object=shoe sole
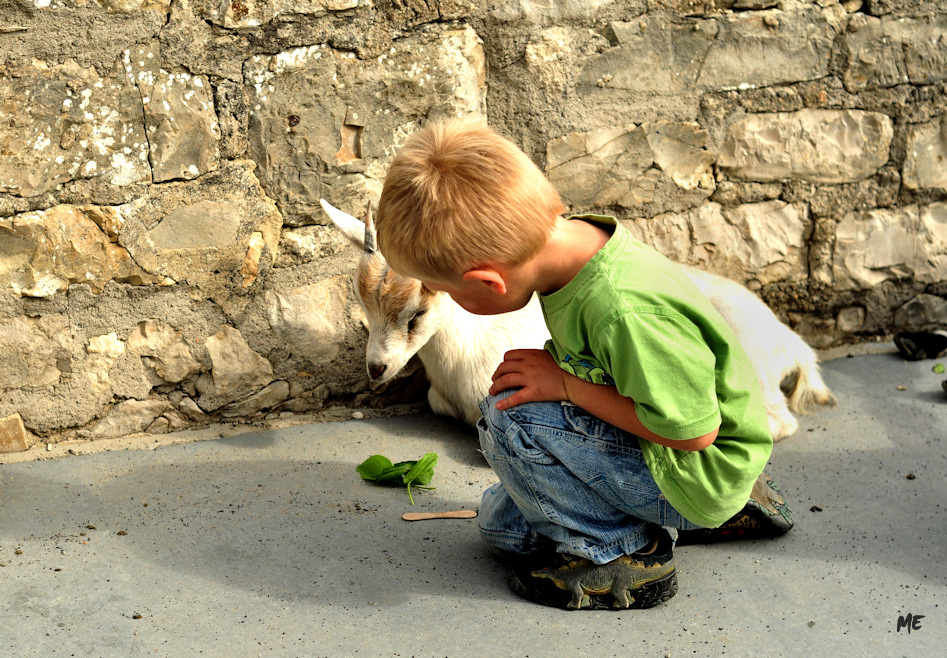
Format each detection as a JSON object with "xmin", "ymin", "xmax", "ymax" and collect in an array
[{"xmin": 676, "ymin": 508, "xmax": 791, "ymax": 545}]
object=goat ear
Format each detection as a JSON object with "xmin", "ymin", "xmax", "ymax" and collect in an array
[
  {"xmin": 363, "ymin": 201, "xmax": 377, "ymax": 254},
  {"xmin": 320, "ymin": 199, "xmax": 366, "ymax": 249}
]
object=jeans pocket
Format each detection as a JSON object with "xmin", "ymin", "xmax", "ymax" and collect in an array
[
  {"xmin": 560, "ymin": 401, "xmax": 607, "ymax": 439},
  {"xmin": 587, "ymin": 472, "xmax": 652, "ymax": 517},
  {"xmin": 507, "ymin": 425, "xmax": 559, "ymax": 465}
]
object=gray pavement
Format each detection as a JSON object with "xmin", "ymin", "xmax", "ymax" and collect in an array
[{"xmin": 1, "ymin": 345, "xmax": 945, "ymax": 657}]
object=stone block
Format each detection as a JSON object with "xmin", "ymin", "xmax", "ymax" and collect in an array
[
  {"xmin": 122, "ymin": 45, "xmax": 220, "ymax": 182},
  {"xmin": 904, "ymin": 114, "xmax": 947, "ymax": 192},
  {"xmin": 88, "ymin": 399, "xmax": 170, "ymax": 439},
  {"xmin": 266, "ymin": 277, "xmax": 349, "ymax": 363},
  {"xmin": 0, "ymin": 206, "xmax": 162, "ymax": 297},
  {"xmin": 578, "ymin": 7, "xmax": 835, "ymax": 97},
  {"xmin": 127, "ymin": 320, "xmax": 201, "ymax": 384},
  {"xmin": 628, "ymin": 200, "xmax": 808, "ymax": 286},
  {"xmin": 245, "ymin": 25, "xmax": 486, "ymax": 225},
  {"xmin": 0, "ymin": 60, "xmax": 149, "ymax": 198},
  {"xmin": 220, "ymin": 381, "xmax": 291, "ymax": 418},
  {"xmin": 116, "ymin": 161, "xmax": 282, "ymax": 311},
  {"xmin": 525, "ymin": 27, "xmax": 573, "ymax": 93},
  {"xmin": 579, "ymin": 15, "xmax": 716, "ymax": 96},
  {"xmin": 191, "ymin": 0, "xmax": 369, "ymax": 29},
  {"xmin": 196, "ymin": 325, "xmax": 275, "ymax": 412},
  {"xmin": 0, "ymin": 413, "xmax": 29, "ymax": 453},
  {"xmin": 696, "ymin": 8, "xmax": 836, "ymax": 91},
  {"xmin": 836, "ymin": 306, "xmax": 866, "ymax": 333},
  {"xmin": 893, "ymin": 294, "xmax": 947, "ymax": 329},
  {"xmin": 719, "ymin": 109, "xmax": 893, "ymax": 184},
  {"xmin": 490, "ymin": 0, "xmax": 628, "ymax": 23},
  {"xmin": 841, "ymin": 13, "xmax": 947, "ymax": 92},
  {"xmin": 0, "ymin": 315, "xmax": 70, "ymax": 391},
  {"xmin": 901, "ymin": 14, "xmax": 947, "ymax": 86},
  {"xmin": 834, "ymin": 203, "xmax": 947, "ymax": 290},
  {"xmin": 546, "ymin": 122, "xmax": 714, "ymax": 214}
]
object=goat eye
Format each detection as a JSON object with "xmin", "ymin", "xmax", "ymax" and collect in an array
[{"xmin": 407, "ymin": 310, "xmax": 426, "ymax": 334}]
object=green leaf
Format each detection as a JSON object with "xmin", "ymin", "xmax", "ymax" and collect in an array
[
  {"xmin": 356, "ymin": 455, "xmax": 393, "ymax": 481},
  {"xmin": 356, "ymin": 452, "xmax": 438, "ymax": 504},
  {"xmin": 378, "ymin": 461, "xmax": 415, "ymax": 481},
  {"xmin": 358, "ymin": 456, "xmax": 429, "ymax": 484},
  {"xmin": 403, "ymin": 452, "xmax": 438, "ymax": 487},
  {"xmin": 933, "ymin": 363, "xmax": 945, "ymax": 374},
  {"xmin": 403, "ymin": 452, "xmax": 438, "ymax": 505}
]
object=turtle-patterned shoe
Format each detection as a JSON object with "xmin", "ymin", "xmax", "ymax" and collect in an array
[
  {"xmin": 677, "ymin": 471, "xmax": 793, "ymax": 546},
  {"xmin": 506, "ymin": 529, "xmax": 677, "ymax": 610}
]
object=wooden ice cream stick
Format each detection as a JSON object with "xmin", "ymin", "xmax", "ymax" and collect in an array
[{"xmin": 401, "ymin": 510, "xmax": 478, "ymax": 521}]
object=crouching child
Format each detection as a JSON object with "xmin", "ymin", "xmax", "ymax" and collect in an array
[{"xmin": 374, "ymin": 117, "xmax": 793, "ymax": 610}]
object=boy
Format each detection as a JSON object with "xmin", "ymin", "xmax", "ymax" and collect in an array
[{"xmin": 375, "ymin": 117, "xmax": 792, "ymax": 610}]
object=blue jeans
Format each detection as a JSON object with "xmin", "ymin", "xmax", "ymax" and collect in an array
[{"xmin": 477, "ymin": 390, "xmax": 704, "ymax": 564}]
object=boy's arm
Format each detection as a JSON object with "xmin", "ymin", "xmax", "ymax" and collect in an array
[{"xmin": 490, "ymin": 349, "xmax": 717, "ymax": 452}]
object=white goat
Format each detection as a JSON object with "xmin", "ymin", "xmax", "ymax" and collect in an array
[{"xmin": 322, "ymin": 199, "xmax": 835, "ymax": 440}]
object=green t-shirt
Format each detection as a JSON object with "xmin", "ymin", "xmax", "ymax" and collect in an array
[{"xmin": 540, "ymin": 214, "xmax": 773, "ymax": 528}]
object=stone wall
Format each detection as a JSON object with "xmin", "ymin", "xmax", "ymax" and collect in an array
[{"xmin": 2, "ymin": 0, "xmax": 946, "ymax": 450}]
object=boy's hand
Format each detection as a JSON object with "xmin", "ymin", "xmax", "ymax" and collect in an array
[
  {"xmin": 489, "ymin": 349, "xmax": 570, "ymax": 410},
  {"xmin": 490, "ymin": 349, "xmax": 719, "ymax": 451}
]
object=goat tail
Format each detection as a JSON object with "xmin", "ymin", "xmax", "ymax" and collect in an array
[{"xmin": 782, "ymin": 358, "xmax": 838, "ymax": 415}]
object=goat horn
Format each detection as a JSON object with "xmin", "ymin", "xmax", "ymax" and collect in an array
[{"xmin": 363, "ymin": 201, "xmax": 377, "ymax": 254}]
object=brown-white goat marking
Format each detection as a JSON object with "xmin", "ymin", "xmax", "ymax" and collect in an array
[{"xmin": 357, "ymin": 253, "xmax": 435, "ymax": 326}]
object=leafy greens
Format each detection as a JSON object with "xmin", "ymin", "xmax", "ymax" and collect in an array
[{"xmin": 356, "ymin": 452, "xmax": 438, "ymax": 505}]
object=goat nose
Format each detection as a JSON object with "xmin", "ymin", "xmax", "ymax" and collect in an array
[{"xmin": 368, "ymin": 363, "xmax": 387, "ymax": 380}]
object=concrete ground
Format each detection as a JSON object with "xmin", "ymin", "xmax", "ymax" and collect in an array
[{"xmin": 1, "ymin": 345, "xmax": 945, "ymax": 657}]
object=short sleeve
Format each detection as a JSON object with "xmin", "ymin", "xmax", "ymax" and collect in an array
[{"xmin": 597, "ymin": 309, "xmax": 721, "ymax": 441}]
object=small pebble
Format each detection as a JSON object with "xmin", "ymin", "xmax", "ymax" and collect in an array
[{"xmin": 351, "ymin": 411, "xmax": 364, "ymax": 420}]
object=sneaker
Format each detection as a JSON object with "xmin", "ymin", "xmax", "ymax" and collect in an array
[
  {"xmin": 506, "ymin": 528, "xmax": 677, "ymax": 610},
  {"xmin": 677, "ymin": 472, "xmax": 793, "ymax": 546},
  {"xmin": 894, "ymin": 331, "xmax": 947, "ymax": 360}
]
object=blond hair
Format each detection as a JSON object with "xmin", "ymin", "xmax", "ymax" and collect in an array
[{"xmin": 376, "ymin": 117, "xmax": 564, "ymax": 280}]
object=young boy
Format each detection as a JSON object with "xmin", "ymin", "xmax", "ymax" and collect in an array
[{"xmin": 375, "ymin": 117, "xmax": 792, "ymax": 611}]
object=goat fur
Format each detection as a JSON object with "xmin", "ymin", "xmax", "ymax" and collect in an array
[{"xmin": 322, "ymin": 199, "xmax": 835, "ymax": 440}]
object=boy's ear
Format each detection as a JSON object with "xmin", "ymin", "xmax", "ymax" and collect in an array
[{"xmin": 462, "ymin": 268, "xmax": 508, "ymax": 295}]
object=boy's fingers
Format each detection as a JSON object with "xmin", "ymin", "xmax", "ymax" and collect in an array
[
  {"xmin": 491, "ymin": 362, "xmax": 519, "ymax": 382},
  {"xmin": 491, "ymin": 361, "xmax": 511, "ymax": 381},
  {"xmin": 489, "ymin": 372, "xmax": 521, "ymax": 395},
  {"xmin": 496, "ymin": 385, "xmax": 548, "ymax": 410},
  {"xmin": 495, "ymin": 390, "xmax": 526, "ymax": 410}
]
